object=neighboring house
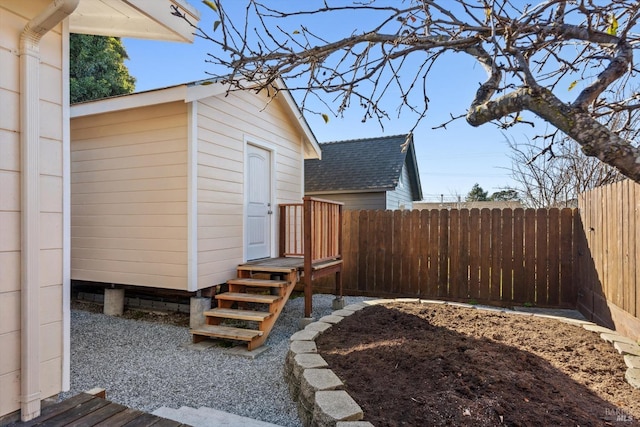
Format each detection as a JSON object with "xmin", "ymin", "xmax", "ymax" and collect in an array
[
  {"xmin": 70, "ymin": 79, "xmax": 321, "ymax": 291},
  {"xmin": 0, "ymin": 1, "xmax": 198, "ymax": 422},
  {"xmin": 305, "ymin": 134, "xmax": 423, "ymax": 210}
]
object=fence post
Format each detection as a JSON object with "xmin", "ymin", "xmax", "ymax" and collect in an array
[{"xmin": 303, "ymin": 197, "xmax": 313, "ymax": 318}]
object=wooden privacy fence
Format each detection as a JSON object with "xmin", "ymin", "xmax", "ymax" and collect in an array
[
  {"xmin": 577, "ymin": 179, "xmax": 639, "ymax": 333},
  {"xmin": 316, "ymin": 208, "xmax": 579, "ymax": 307}
]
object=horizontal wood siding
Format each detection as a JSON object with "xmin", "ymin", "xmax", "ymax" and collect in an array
[
  {"xmin": 386, "ymin": 164, "xmax": 414, "ymax": 209},
  {"xmin": 1, "ymin": 1, "xmax": 65, "ymax": 416},
  {"xmin": 71, "ymin": 102, "xmax": 189, "ymax": 290},
  {"xmin": 306, "ymin": 192, "xmax": 386, "ymax": 211},
  {"xmin": 196, "ymin": 90, "xmax": 305, "ymax": 287}
]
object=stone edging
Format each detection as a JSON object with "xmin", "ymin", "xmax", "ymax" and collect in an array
[{"xmin": 284, "ymin": 298, "xmax": 640, "ymax": 427}]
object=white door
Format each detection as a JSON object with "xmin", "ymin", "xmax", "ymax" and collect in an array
[{"xmin": 246, "ymin": 144, "xmax": 272, "ymax": 260}]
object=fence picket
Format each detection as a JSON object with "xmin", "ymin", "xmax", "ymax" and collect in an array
[
  {"xmin": 358, "ymin": 210, "xmax": 369, "ymax": 292},
  {"xmin": 392, "ymin": 210, "xmax": 403, "ymax": 294},
  {"xmin": 490, "ymin": 209, "xmax": 502, "ymax": 301},
  {"xmin": 428, "ymin": 210, "xmax": 439, "ymax": 295},
  {"xmin": 438, "ymin": 209, "xmax": 449, "ymax": 296},
  {"xmin": 419, "ymin": 210, "xmax": 430, "ymax": 295},
  {"xmin": 547, "ymin": 208, "xmax": 560, "ymax": 306},
  {"xmin": 457, "ymin": 209, "xmax": 470, "ymax": 299},
  {"xmin": 536, "ymin": 208, "xmax": 549, "ymax": 305},
  {"xmin": 512, "ymin": 209, "xmax": 525, "ymax": 302},
  {"xmin": 449, "ymin": 209, "xmax": 460, "ymax": 299},
  {"xmin": 468, "ymin": 209, "xmax": 481, "ymax": 299},
  {"xmin": 560, "ymin": 208, "xmax": 575, "ymax": 305},
  {"xmin": 350, "ymin": 211, "xmax": 361, "ymax": 289},
  {"xmin": 479, "ymin": 209, "xmax": 491, "ymax": 301},
  {"xmin": 501, "ymin": 209, "xmax": 513, "ymax": 301}
]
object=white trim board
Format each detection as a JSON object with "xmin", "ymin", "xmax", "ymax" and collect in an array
[{"xmin": 187, "ymin": 101, "xmax": 199, "ymax": 291}]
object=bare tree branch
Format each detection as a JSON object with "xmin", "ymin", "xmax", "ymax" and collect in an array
[{"xmin": 175, "ymin": 0, "xmax": 640, "ymax": 183}]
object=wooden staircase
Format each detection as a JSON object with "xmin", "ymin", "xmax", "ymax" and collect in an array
[{"xmin": 190, "ymin": 265, "xmax": 298, "ymax": 351}]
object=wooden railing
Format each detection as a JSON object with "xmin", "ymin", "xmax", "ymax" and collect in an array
[
  {"xmin": 279, "ymin": 196, "xmax": 343, "ymax": 262},
  {"xmin": 279, "ymin": 203, "xmax": 304, "ymax": 257},
  {"xmin": 279, "ymin": 196, "xmax": 344, "ymax": 317}
]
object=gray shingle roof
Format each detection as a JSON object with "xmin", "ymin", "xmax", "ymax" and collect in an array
[{"xmin": 305, "ymin": 134, "xmax": 422, "ymax": 199}]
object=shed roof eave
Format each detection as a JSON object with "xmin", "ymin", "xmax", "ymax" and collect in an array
[
  {"xmin": 70, "ymin": 84, "xmax": 188, "ymax": 117},
  {"xmin": 305, "ymin": 188, "xmax": 393, "ymax": 195},
  {"xmin": 69, "ymin": 0, "xmax": 200, "ymax": 42}
]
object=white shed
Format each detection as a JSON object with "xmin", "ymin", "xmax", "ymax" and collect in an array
[{"xmin": 70, "ymin": 79, "xmax": 321, "ymax": 292}]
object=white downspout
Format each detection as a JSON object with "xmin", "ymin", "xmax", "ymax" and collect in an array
[{"xmin": 19, "ymin": 0, "xmax": 79, "ymax": 421}]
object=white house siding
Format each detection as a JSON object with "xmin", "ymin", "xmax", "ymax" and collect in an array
[
  {"xmin": 0, "ymin": 1, "xmax": 64, "ymax": 416},
  {"xmin": 70, "ymin": 102, "xmax": 190, "ymax": 290},
  {"xmin": 196, "ymin": 90, "xmax": 304, "ymax": 288},
  {"xmin": 386, "ymin": 164, "xmax": 414, "ymax": 210}
]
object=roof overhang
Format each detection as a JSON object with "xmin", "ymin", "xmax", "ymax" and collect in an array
[
  {"xmin": 71, "ymin": 85, "xmax": 187, "ymax": 117},
  {"xmin": 306, "ymin": 188, "xmax": 392, "ymax": 195},
  {"xmin": 71, "ymin": 78, "xmax": 322, "ymax": 160},
  {"xmin": 274, "ymin": 82, "xmax": 322, "ymax": 160},
  {"xmin": 69, "ymin": 0, "xmax": 199, "ymax": 42}
]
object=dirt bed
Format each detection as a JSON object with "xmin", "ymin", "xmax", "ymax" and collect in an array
[{"xmin": 316, "ymin": 303, "xmax": 639, "ymax": 426}]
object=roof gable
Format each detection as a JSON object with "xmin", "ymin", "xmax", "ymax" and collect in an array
[
  {"xmin": 70, "ymin": 78, "xmax": 321, "ymax": 159},
  {"xmin": 305, "ymin": 134, "xmax": 422, "ymax": 200}
]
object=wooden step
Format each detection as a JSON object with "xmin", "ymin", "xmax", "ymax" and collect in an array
[
  {"xmin": 190, "ymin": 324, "xmax": 263, "ymax": 342},
  {"xmin": 237, "ymin": 265, "xmax": 297, "ymax": 274},
  {"xmin": 216, "ymin": 292, "xmax": 282, "ymax": 304},
  {"xmin": 227, "ymin": 278, "xmax": 288, "ymax": 288},
  {"xmin": 312, "ymin": 259, "xmax": 343, "ymax": 270},
  {"xmin": 204, "ymin": 308, "xmax": 273, "ymax": 322}
]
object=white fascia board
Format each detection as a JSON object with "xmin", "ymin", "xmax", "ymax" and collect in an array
[
  {"xmin": 70, "ymin": 85, "xmax": 187, "ymax": 118},
  {"xmin": 306, "ymin": 188, "xmax": 393, "ymax": 195},
  {"xmin": 185, "ymin": 82, "xmax": 230, "ymax": 102},
  {"xmin": 274, "ymin": 80, "xmax": 322, "ymax": 160},
  {"xmin": 70, "ymin": 0, "xmax": 200, "ymax": 42},
  {"xmin": 125, "ymin": 0, "xmax": 199, "ymax": 42}
]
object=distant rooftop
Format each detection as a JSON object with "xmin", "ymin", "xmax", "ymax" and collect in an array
[{"xmin": 305, "ymin": 134, "xmax": 422, "ymax": 200}]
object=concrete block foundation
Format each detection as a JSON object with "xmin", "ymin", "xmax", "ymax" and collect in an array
[{"xmin": 104, "ymin": 288, "xmax": 125, "ymax": 316}]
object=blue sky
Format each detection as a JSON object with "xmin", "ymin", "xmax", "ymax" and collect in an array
[{"xmin": 121, "ymin": 1, "xmax": 539, "ymax": 201}]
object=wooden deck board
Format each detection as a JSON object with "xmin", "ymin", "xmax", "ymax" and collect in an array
[
  {"xmin": 11, "ymin": 393, "xmax": 185, "ymax": 427},
  {"xmin": 92, "ymin": 408, "xmax": 146, "ymax": 427},
  {"xmin": 65, "ymin": 402, "xmax": 128, "ymax": 427},
  {"xmin": 227, "ymin": 278, "xmax": 288, "ymax": 288},
  {"xmin": 190, "ymin": 324, "xmax": 263, "ymax": 341},
  {"xmin": 204, "ymin": 308, "xmax": 273, "ymax": 322},
  {"xmin": 240, "ymin": 257, "xmax": 302, "ymax": 270},
  {"xmin": 215, "ymin": 292, "xmax": 282, "ymax": 304},
  {"xmin": 239, "ymin": 256, "xmax": 341, "ymax": 272}
]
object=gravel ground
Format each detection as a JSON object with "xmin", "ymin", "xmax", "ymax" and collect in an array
[{"xmin": 60, "ymin": 294, "xmax": 370, "ymax": 427}]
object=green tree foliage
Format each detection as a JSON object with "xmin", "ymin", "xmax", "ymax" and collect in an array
[
  {"xmin": 490, "ymin": 189, "xmax": 520, "ymax": 202},
  {"xmin": 466, "ymin": 184, "xmax": 489, "ymax": 202},
  {"xmin": 70, "ymin": 34, "xmax": 135, "ymax": 103}
]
